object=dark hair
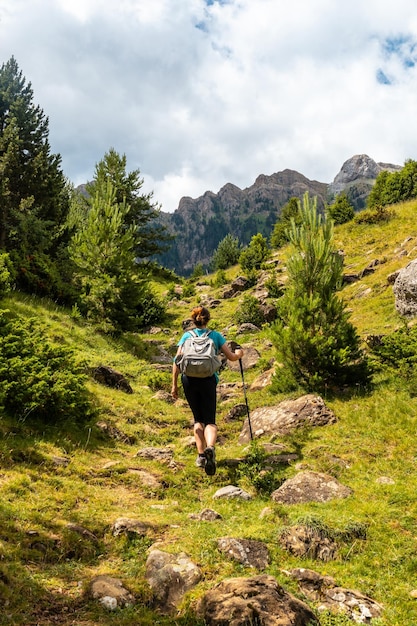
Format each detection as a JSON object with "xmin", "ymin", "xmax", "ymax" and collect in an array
[{"xmin": 190, "ymin": 306, "xmax": 210, "ymax": 327}]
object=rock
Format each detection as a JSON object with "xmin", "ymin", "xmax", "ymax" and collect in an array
[
  {"xmin": 287, "ymin": 568, "xmax": 383, "ymax": 622},
  {"xmin": 66, "ymin": 523, "xmax": 99, "ymax": 544},
  {"xmin": 228, "ymin": 346, "xmax": 260, "ymax": 371},
  {"xmin": 280, "ymin": 525, "xmax": 338, "ymax": 561},
  {"xmin": 259, "ymin": 302, "xmax": 277, "ymax": 322},
  {"xmin": 145, "ymin": 549, "xmax": 202, "ymax": 614},
  {"xmin": 189, "ymin": 508, "xmax": 223, "ymax": 521},
  {"xmin": 236, "ymin": 322, "xmax": 261, "ymax": 333},
  {"xmin": 91, "ymin": 365, "xmax": 133, "ymax": 393},
  {"xmin": 88, "ymin": 575, "xmax": 135, "ymax": 608},
  {"xmin": 96, "ymin": 421, "xmax": 136, "ymax": 445},
  {"xmin": 231, "ymin": 276, "xmax": 251, "ymax": 292},
  {"xmin": 343, "ymin": 272, "xmax": 361, "ymax": 284},
  {"xmin": 112, "ymin": 518, "xmax": 156, "ymax": 538},
  {"xmin": 393, "ymin": 259, "xmax": 417, "ymax": 317},
  {"xmin": 197, "ymin": 574, "xmax": 319, "ymax": 626},
  {"xmin": 249, "ymin": 367, "xmax": 275, "ymax": 391},
  {"xmin": 217, "ymin": 537, "xmax": 270, "ymax": 569},
  {"xmin": 224, "ymin": 403, "xmax": 248, "ymax": 421},
  {"xmin": 360, "ymin": 259, "xmax": 381, "ymax": 277},
  {"xmin": 136, "ymin": 447, "xmax": 174, "ymax": 463},
  {"xmin": 213, "ymin": 485, "xmax": 253, "ymax": 500},
  {"xmin": 387, "ymin": 270, "xmax": 400, "ymax": 284},
  {"xmin": 239, "ymin": 394, "xmax": 336, "ymax": 443},
  {"xmin": 127, "ymin": 468, "xmax": 165, "ymax": 489},
  {"xmin": 271, "ymin": 471, "xmax": 353, "ymax": 504},
  {"xmin": 152, "ymin": 390, "xmax": 175, "ymax": 403}
]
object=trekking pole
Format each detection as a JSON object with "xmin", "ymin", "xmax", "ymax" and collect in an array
[{"xmin": 239, "ymin": 358, "xmax": 253, "ymax": 441}]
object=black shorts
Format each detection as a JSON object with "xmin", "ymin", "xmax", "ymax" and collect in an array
[{"xmin": 181, "ymin": 374, "xmax": 217, "ymax": 426}]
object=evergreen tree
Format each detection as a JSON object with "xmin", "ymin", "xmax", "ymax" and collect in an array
[
  {"xmin": 270, "ymin": 197, "xmax": 301, "ymax": 248},
  {"xmin": 69, "ymin": 180, "xmax": 164, "ymax": 332},
  {"xmin": 212, "ymin": 233, "xmax": 241, "ymax": 270},
  {"xmin": 326, "ymin": 193, "xmax": 355, "ymax": 225},
  {"xmin": 85, "ymin": 148, "xmax": 170, "ymax": 260},
  {"xmin": 0, "ymin": 57, "xmax": 71, "ymax": 298},
  {"xmin": 272, "ymin": 192, "xmax": 369, "ymax": 392},
  {"xmin": 367, "ymin": 159, "xmax": 417, "ymax": 210},
  {"xmin": 239, "ymin": 233, "xmax": 270, "ymax": 272}
]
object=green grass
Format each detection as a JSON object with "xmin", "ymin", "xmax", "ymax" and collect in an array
[{"xmin": 3, "ymin": 201, "xmax": 417, "ymax": 624}]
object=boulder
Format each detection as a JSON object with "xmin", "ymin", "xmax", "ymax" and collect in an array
[
  {"xmin": 217, "ymin": 537, "xmax": 270, "ymax": 569},
  {"xmin": 88, "ymin": 575, "xmax": 135, "ymax": 609},
  {"xmin": 280, "ymin": 525, "xmax": 338, "ymax": 561},
  {"xmin": 271, "ymin": 471, "xmax": 353, "ymax": 504},
  {"xmin": 393, "ymin": 259, "xmax": 417, "ymax": 316},
  {"xmin": 92, "ymin": 365, "xmax": 133, "ymax": 393},
  {"xmin": 213, "ymin": 485, "xmax": 253, "ymax": 500},
  {"xmin": 287, "ymin": 568, "xmax": 383, "ymax": 622},
  {"xmin": 197, "ymin": 574, "xmax": 318, "ymax": 626},
  {"xmin": 145, "ymin": 549, "xmax": 201, "ymax": 614},
  {"xmin": 239, "ymin": 394, "xmax": 336, "ymax": 443}
]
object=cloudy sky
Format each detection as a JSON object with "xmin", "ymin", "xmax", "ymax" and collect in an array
[{"xmin": 1, "ymin": 0, "xmax": 417, "ymax": 212}]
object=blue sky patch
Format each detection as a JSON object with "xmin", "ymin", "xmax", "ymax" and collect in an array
[
  {"xmin": 376, "ymin": 69, "xmax": 392, "ymax": 85},
  {"xmin": 382, "ymin": 34, "xmax": 417, "ymax": 70}
]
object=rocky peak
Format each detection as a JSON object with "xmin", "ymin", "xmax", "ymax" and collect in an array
[{"xmin": 329, "ymin": 154, "xmax": 401, "ymax": 196}]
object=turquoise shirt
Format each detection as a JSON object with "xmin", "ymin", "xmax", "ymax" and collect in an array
[{"xmin": 177, "ymin": 328, "xmax": 226, "ymax": 352}]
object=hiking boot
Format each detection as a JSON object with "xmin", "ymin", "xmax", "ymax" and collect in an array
[
  {"xmin": 196, "ymin": 454, "xmax": 206, "ymax": 469},
  {"xmin": 204, "ymin": 446, "xmax": 216, "ymax": 476}
]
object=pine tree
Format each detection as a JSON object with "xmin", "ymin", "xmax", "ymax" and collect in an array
[
  {"xmin": 69, "ymin": 180, "xmax": 164, "ymax": 331},
  {"xmin": 326, "ymin": 193, "xmax": 355, "ymax": 225},
  {"xmin": 212, "ymin": 233, "xmax": 241, "ymax": 270},
  {"xmin": 85, "ymin": 148, "xmax": 170, "ymax": 260},
  {"xmin": 0, "ymin": 57, "xmax": 71, "ymax": 299},
  {"xmin": 272, "ymin": 192, "xmax": 370, "ymax": 391},
  {"xmin": 270, "ymin": 197, "xmax": 301, "ymax": 248}
]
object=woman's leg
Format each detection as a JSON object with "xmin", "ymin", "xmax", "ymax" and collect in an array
[{"xmin": 194, "ymin": 422, "xmax": 206, "ymax": 454}]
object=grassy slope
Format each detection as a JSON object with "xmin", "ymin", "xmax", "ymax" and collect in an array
[{"xmin": 1, "ymin": 201, "xmax": 417, "ymax": 625}]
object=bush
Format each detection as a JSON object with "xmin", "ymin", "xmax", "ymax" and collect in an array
[
  {"xmin": 0, "ymin": 310, "xmax": 94, "ymax": 422},
  {"xmin": 235, "ymin": 294, "xmax": 264, "ymax": 327},
  {"xmin": 212, "ymin": 269, "xmax": 228, "ymax": 287},
  {"xmin": 264, "ymin": 274, "xmax": 284, "ymax": 298},
  {"xmin": 182, "ymin": 281, "xmax": 196, "ymax": 298},
  {"xmin": 353, "ymin": 205, "xmax": 394, "ymax": 225},
  {"xmin": 0, "ymin": 252, "xmax": 13, "ymax": 298}
]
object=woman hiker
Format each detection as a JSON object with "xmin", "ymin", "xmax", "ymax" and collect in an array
[{"xmin": 171, "ymin": 306, "xmax": 244, "ymax": 476}]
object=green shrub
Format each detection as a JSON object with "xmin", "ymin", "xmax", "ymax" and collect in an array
[
  {"xmin": 353, "ymin": 205, "xmax": 394, "ymax": 225},
  {"xmin": 264, "ymin": 274, "xmax": 284, "ymax": 298},
  {"xmin": 182, "ymin": 281, "xmax": 196, "ymax": 298},
  {"xmin": 212, "ymin": 269, "xmax": 228, "ymax": 287},
  {"xmin": 0, "ymin": 252, "xmax": 13, "ymax": 298},
  {"xmin": 235, "ymin": 294, "xmax": 264, "ymax": 327},
  {"xmin": 0, "ymin": 310, "xmax": 94, "ymax": 422}
]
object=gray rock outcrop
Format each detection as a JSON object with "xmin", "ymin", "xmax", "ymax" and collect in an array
[
  {"xmin": 393, "ymin": 258, "xmax": 417, "ymax": 317},
  {"xmin": 145, "ymin": 549, "xmax": 202, "ymax": 614}
]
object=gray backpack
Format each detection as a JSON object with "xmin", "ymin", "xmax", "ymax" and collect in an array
[{"xmin": 176, "ymin": 329, "xmax": 222, "ymax": 378}]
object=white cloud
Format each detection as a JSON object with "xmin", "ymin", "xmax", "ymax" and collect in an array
[{"xmin": 1, "ymin": 0, "xmax": 417, "ymax": 211}]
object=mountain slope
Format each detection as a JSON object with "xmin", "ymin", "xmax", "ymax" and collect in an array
[{"xmin": 2, "ymin": 199, "xmax": 417, "ymax": 624}]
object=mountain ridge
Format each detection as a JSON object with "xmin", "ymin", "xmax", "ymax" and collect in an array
[{"xmin": 156, "ymin": 154, "xmax": 402, "ymax": 275}]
